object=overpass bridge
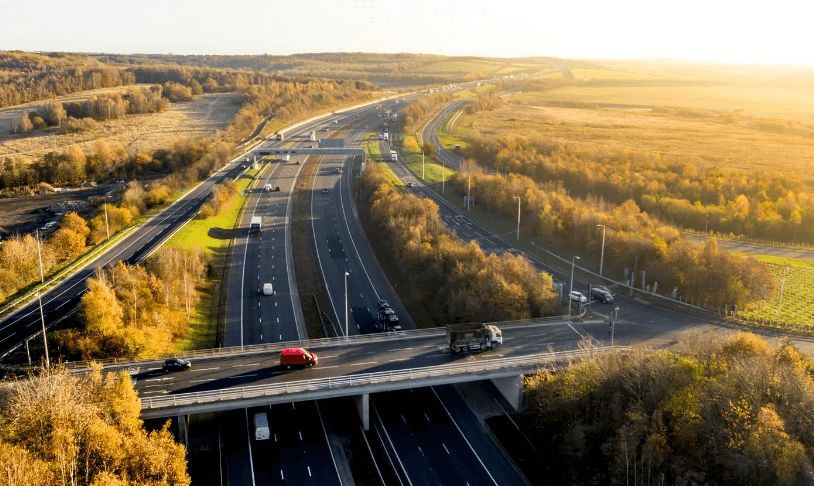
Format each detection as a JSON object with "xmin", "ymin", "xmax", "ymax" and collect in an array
[{"xmin": 86, "ymin": 316, "xmax": 621, "ymax": 430}]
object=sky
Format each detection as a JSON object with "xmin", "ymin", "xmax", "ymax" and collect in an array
[{"xmin": 1, "ymin": 0, "xmax": 812, "ymax": 64}]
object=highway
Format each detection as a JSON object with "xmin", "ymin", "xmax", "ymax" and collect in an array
[
  {"xmin": 225, "ymin": 147, "xmax": 306, "ymax": 347},
  {"xmin": 208, "ymin": 92, "xmax": 533, "ymax": 485}
]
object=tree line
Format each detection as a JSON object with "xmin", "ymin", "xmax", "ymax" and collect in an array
[
  {"xmin": 96, "ymin": 52, "xmax": 460, "ymax": 85},
  {"xmin": 0, "ymin": 51, "xmax": 136, "ymax": 109},
  {"xmin": 449, "ymin": 166, "xmax": 774, "ymax": 308},
  {"xmin": 0, "ymin": 140, "xmax": 233, "ymax": 302},
  {"xmin": 362, "ymin": 161, "xmax": 559, "ymax": 324},
  {"xmin": 0, "ymin": 366, "xmax": 188, "ymax": 485},
  {"xmin": 518, "ymin": 333, "xmax": 814, "ymax": 485},
  {"xmin": 225, "ymin": 78, "xmax": 378, "ymax": 139},
  {"xmin": 11, "ymin": 85, "xmax": 171, "ymax": 136},
  {"xmin": 53, "ymin": 245, "xmax": 207, "ymax": 360},
  {"xmin": 401, "ymin": 92, "xmax": 453, "ymax": 132},
  {"xmin": 466, "ymin": 135, "xmax": 814, "ymax": 244}
]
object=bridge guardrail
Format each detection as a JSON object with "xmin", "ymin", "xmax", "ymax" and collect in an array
[
  {"xmin": 141, "ymin": 346, "xmax": 628, "ymax": 410},
  {"xmin": 69, "ymin": 314, "xmax": 578, "ymax": 369}
]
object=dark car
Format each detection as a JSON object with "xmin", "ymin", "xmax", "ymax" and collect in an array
[
  {"xmin": 162, "ymin": 358, "xmax": 191, "ymax": 372},
  {"xmin": 591, "ymin": 287, "xmax": 614, "ymax": 303},
  {"xmin": 384, "ymin": 315, "xmax": 402, "ymax": 332},
  {"xmin": 377, "ymin": 299, "xmax": 390, "ymax": 310}
]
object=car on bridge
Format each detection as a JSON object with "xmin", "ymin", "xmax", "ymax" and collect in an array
[
  {"xmin": 162, "ymin": 358, "xmax": 191, "ymax": 372},
  {"xmin": 280, "ymin": 348, "xmax": 318, "ymax": 369}
]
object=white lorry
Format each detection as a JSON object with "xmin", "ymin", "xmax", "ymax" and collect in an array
[
  {"xmin": 309, "ymin": 131, "xmax": 317, "ymax": 141},
  {"xmin": 383, "ymin": 132, "xmax": 389, "ymax": 141},
  {"xmin": 446, "ymin": 322, "xmax": 503, "ymax": 353},
  {"xmin": 254, "ymin": 413, "xmax": 270, "ymax": 441},
  {"xmin": 390, "ymin": 150, "xmax": 397, "ymax": 162}
]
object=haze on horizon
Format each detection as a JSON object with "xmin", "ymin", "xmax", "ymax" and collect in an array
[{"xmin": 2, "ymin": 0, "xmax": 812, "ymax": 65}]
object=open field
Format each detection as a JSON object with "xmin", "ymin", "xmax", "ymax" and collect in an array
[
  {"xmin": 741, "ymin": 256, "xmax": 814, "ymax": 330},
  {"xmin": 456, "ymin": 93, "xmax": 814, "ymax": 181},
  {"xmin": 532, "ymin": 85, "xmax": 814, "ymax": 122},
  {"xmin": 0, "ymin": 89, "xmax": 242, "ymax": 161},
  {"xmin": 415, "ymin": 60, "xmax": 503, "ymax": 73},
  {"xmin": 569, "ymin": 68, "xmax": 672, "ymax": 81}
]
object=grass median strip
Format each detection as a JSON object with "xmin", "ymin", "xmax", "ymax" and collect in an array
[{"xmin": 167, "ymin": 167, "xmax": 260, "ymax": 351}]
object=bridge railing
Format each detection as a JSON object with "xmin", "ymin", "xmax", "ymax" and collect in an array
[
  {"xmin": 141, "ymin": 345, "xmax": 628, "ymax": 411},
  {"xmin": 68, "ymin": 314, "xmax": 579, "ymax": 370}
]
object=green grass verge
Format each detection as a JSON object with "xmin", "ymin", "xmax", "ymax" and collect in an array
[
  {"xmin": 166, "ymin": 167, "xmax": 261, "ymax": 351},
  {"xmin": 363, "ymin": 137, "xmax": 403, "ymax": 187},
  {"xmin": 400, "ymin": 135, "xmax": 454, "ymax": 185},
  {"xmin": 165, "ymin": 169, "xmax": 257, "ymax": 256},
  {"xmin": 438, "ymin": 110, "xmax": 469, "ymax": 151}
]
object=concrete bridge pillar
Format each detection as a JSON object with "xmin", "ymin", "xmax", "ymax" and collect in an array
[
  {"xmin": 353, "ymin": 393, "xmax": 370, "ymax": 431},
  {"xmin": 177, "ymin": 414, "xmax": 189, "ymax": 449},
  {"xmin": 491, "ymin": 375, "xmax": 523, "ymax": 411}
]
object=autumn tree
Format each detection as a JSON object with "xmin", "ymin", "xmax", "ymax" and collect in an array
[
  {"xmin": 0, "ymin": 366, "xmax": 189, "ymax": 486},
  {"xmin": 11, "ymin": 112, "xmax": 32, "ymax": 134}
]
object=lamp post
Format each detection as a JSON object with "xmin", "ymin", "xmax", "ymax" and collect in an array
[
  {"xmin": 596, "ymin": 224, "xmax": 606, "ymax": 277},
  {"xmin": 467, "ymin": 174, "xmax": 471, "ymax": 210},
  {"xmin": 777, "ymin": 267, "xmax": 789, "ymax": 325},
  {"xmin": 569, "ymin": 256, "xmax": 580, "ymax": 315},
  {"xmin": 36, "ymin": 291, "xmax": 49, "ymax": 368},
  {"xmin": 345, "ymin": 272, "xmax": 350, "ymax": 338},
  {"xmin": 36, "ymin": 228, "xmax": 44, "ymax": 283},
  {"xmin": 705, "ymin": 220, "xmax": 709, "ymax": 235},
  {"xmin": 513, "ymin": 196, "xmax": 521, "ymax": 241},
  {"xmin": 442, "ymin": 158, "xmax": 445, "ymax": 193},
  {"xmin": 104, "ymin": 197, "xmax": 110, "ymax": 241},
  {"xmin": 611, "ymin": 306, "xmax": 619, "ymax": 345},
  {"xmin": 422, "ymin": 150, "xmax": 425, "ymax": 179}
]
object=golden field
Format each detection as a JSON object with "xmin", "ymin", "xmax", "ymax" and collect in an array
[{"xmin": 455, "ymin": 78, "xmax": 814, "ymax": 180}]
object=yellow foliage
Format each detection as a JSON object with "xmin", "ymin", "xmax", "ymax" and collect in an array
[{"xmin": 718, "ymin": 331, "xmax": 773, "ymax": 359}]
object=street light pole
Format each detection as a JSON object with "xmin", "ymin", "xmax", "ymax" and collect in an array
[
  {"xmin": 36, "ymin": 291, "xmax": 49, "ymax": 368},
  {"xmin": 569, "ymin": 256, "xmax": 580, "ymax": 315},
  {"xmin": 104, "ymin": 198, "xmax": 110, "ymax": 241},
  {"xmin": 442, "ymin": 158, "xmax": 445, "ymax": 193},
  {"xmin": 36, "ymin": 228, "xmax": 44, "ymax": 282},
  {"xmin": 596, "ymin": 224, "xmax": 606, "ymax": 277},
  {"xmin": 467, "ymin": 174, "xmax": 471, "ymax": 210},
  {"xmin": 705, "ymin": 220, "xmax": 709, "ymax": 235},
  {"xmin": 345, "ymin": 272, "xmax": 350, "ymax": 338},
  {"xmin": 513, "ymin": 196, "xmax": 521, "ymax": 241},
  {"xmin": 422, "ymin": 151, "xmax": 425, "ymax": 179},
  {"xmin": 612, "ymin": 306, "xmax": 619, "ymax": 345},
  {"xmin": 777, "ymin": 267, "xmax": 789, "ymax": 324}
]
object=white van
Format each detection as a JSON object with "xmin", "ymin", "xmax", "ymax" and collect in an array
[{"xmin": 254, "ymin": 413, "xmax": 270, "ymax": 441}]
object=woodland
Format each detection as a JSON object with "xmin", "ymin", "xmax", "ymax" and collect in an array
[
  {"xmin": 515, "ymin": 333, "xmax": 814, "ymax": 486},
  {"xmin": 362, "ymin": 159, "xmax": 559, "ymax": 323},
  {"xmin": 0, "ymin": 366, "xmax": 188, "ymax": 485}
]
